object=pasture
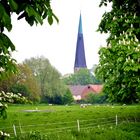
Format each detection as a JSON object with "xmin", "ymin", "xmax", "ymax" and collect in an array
[{"xmin": 0, "ymin": 104, "xmax": 140, "ymax": 140}]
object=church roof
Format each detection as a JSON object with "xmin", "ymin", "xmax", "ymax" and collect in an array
[{"xmin": 74, "ymin": 15, "xmax": 87, "ymax": 69}]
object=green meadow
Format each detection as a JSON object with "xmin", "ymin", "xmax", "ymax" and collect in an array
[{"xmin": 0, "ymin": 104, "xmax": 140, "ymax": 140}]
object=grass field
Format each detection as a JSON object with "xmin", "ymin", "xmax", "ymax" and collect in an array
[{"xmin": 0, "ymin": 104, "xmax": 140, "ymax": 139}]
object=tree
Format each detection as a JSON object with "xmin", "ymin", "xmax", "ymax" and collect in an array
[
  {"xmin": 0, "ymin": 64, "xmax": 41, "ymax": 102},
  {"xmin": 96, "ymin": 0, "xmax": 140, "ymax": 103},
  {"xmin": 17, "ymin": 64, "xmax": 41, "ymax": 102},
  {"xmin": 62, "ymin": 88, "xmax": 74, "ymax": 105},
  {"xmin": 24, "ymin": 56, "xmax": 66, "ymax": 103},
  {"xmin": 98, "ymin": 0, "xmax": 140, "ymax": 43},
  {"xmin": 0, "ymin": 0, "xmax": 58, "ymax": 77},
  {"xmin": 63, "ymin": 69, "xmax": 100, "ymax": 85}
]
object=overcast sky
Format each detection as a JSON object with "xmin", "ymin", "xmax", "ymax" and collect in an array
[{"xmin": 7, "ymin": 0, "xmax": 111, "ymax": 75}]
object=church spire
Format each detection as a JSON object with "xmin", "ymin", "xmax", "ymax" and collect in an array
[{"xmin": 74, "ymin": 14, "xmax": 87, "ymax": 72}]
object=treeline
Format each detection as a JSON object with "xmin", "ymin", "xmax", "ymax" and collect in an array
[
  {"xmin": 0, "ymin": 56, "xmax": 74, "ymax": 104},
  {"xmin": 62, "ymin": 67, "xmax": 101, "ymax": 85},
  {"xmin": 0, "ymin": 56, "xmax": 102, "ymax": 105}
]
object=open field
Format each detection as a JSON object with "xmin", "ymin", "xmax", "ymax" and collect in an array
[{"xmin": 0, "ymin": 104, "xmax": 140, "ymax": 139}]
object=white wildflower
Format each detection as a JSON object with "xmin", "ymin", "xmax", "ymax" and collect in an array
[
  {"xmin": 123, "ymin": 38, "xmax": 125, "ymax": 44},
  {"xmin": 18, "ymin": 93, "xmax": 22, "ymax": 96},
  {"xmin": 134, "ymin": 36, "xmax": 138, "ymax": 42},
  {"xmin": 0, "ymin": 68, "xmax": 4, "ymax": 72},
  {"xmin": 134, "ymin": 13, "xmax": 136, "ymax": 19},
  {"xmin": 0, "ymin": 102, "xmax": 3, "ymax": 107},
  {"xmin": 125, "ymin": 33, "xmax": 128, "ymax": 39},
  {"xmin": 119, "ymin": 40, "xmax": 121, "ymax": 44},
  {"xmin": 113, "ymin": 16, "xmax": 116, "ymax": 20},
  {"xmin": 0, "ymin": 131, "xmax": 3, "ymax": 135}
]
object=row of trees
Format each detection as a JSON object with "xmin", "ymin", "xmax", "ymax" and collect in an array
[
  {"xmin": 0, "ymin": 55, "xmax": 103, "ymax": 105},
  {"xmin": 0, "ymin": 56, "xmax": 74, "ymax": 104}
]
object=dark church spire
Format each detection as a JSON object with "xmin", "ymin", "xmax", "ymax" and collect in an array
[{"xmin": 74, "ymin": 14, "xmax": 87, "ymax": 72}]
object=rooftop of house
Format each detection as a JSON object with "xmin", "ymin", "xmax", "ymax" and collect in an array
[{"xmin": 68, "ymin": 84, "xmax": 103, "ymax": 96}]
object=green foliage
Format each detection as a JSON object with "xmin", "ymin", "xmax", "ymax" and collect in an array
[
  {"xmin": 84, "ymin": 93, "xmax": 107, "ymax": 104},
  {"xmin": 16, "ymin": 64, "xmax": 41, "ymax": 102},
  {"xmin": 10, "ymin": 84, "xmax": 30, "ymax": 97},
  {"xmin": 96, "ymin": 29, "xmax": 140, "ymax": 104},
  {"xmin": 97, "ymin": 0, "xmax": 140, "ymax": 104},
  {"xmin": 0, "ymin": 0, "xmax": 58, "ymax": 77},
  {"xmin": 0, "ymin": 91, "xmax": 29, "ymax": 119},
  {"xmin": 98, "ymin": 0, "xmax": 140, "ymax": 42},
  {"xmin": 24, "ymin": 56, "xmax": 66, "ymax": 104},
  {"xmin": 63, "ymin": 69, "xmax": 100, "ymax": 85},
  {"xmin": 0, "ymin": 33, "xmax": 17, "ymax": 80},
  {"xmin": 62, "ymin": 88, "xmax": 74, "ymax": 104},
  {"xmin": 0, "ymin": 64, "xmax": 41, "ymax": 102}
]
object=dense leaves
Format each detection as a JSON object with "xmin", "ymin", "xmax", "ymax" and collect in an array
[
  {"xmin": 62, "ymin": 88, "xmax": 74, "ymax": 105},
  {"xmin": 63, "ymin": 69, "xmax": 101, "ymax": 85},
  {"xmin": 98, "ymin": 0, "xmax": 140, "ymax": 43},
  {"xmin": 0, "ymin": 0, "xmax": 58, "ymax": 77},
  {"xmin": 96, "ymin": 29, "xmax": 140, "ymax": 103},
  {"xmin": 84, "ymin": 93, "xmax": 107, "ymax": 104},
  {"xmin": 96, "ymin": 0, "xmax": 140, "ymax": 104},
  {"xmin": 0, "ymin": 91, "xmax": 29, "ymax": 119},
  {"xmin": 0, "ymin": 64, "xmax": 41, "ymax": 102},
  {"xmin": 24, "ymin": 56, "xmax": 69, "ymax": 104}
]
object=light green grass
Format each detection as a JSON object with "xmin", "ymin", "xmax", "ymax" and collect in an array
[{"xmin": 0, "ymin": 104, "xmax": 140, "ymax": 139}]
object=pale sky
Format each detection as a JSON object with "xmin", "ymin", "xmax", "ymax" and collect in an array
[{"xmin": 7, "ymin": 0, "xmax": 111, "ymax": 75}]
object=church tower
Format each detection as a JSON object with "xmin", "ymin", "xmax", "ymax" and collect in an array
[{"xmin": 74, "ymin": 14, "xmax": 87, "ymax": 72}]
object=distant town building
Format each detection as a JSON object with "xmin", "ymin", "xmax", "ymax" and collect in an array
[{"xmin": 69, "ymin": 85, "xmax": 103, "ymax": 100}]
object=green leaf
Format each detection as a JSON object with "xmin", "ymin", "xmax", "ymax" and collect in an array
[
  {"xmin": 25, "ymin": 6, "xmax": 43, "ymax": 25},
  {"xmin": 0, "ymin": 33, "xmax": 15, "ymax": 51},
  {"xmin": 8, "ymin": 0, "xmax": 18, "ymax": 11},
  {"xmin": 48, "ymin": 16, "xmax": 53, "ymax": 25},
  {"xmin": 52, "ymin": 13, "xmax": 59, "ymax": 23},
  {"xmin": 0, "ymin": 4, "xmax": 12, "ymax": 31}
]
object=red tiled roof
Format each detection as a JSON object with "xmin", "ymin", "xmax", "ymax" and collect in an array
[
  {"xmin": 88, "ymin": 85, "xmax": 103, "ymax": 93},
  {"xmin": 69, "ymin": 85, "xmax": 86, "ymax": 96},
  {"xmin": 68, "ymin": 85, "xmax": 103, "ymax": 97}
]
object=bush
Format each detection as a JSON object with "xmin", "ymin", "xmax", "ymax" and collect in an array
[
  {"xmin": 84, "ymin": 93, "xmax": 107, "ymax": 104},
  {"xmin": 62, "ymin": 89, "xmax": 74, "ymax": 105}
]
